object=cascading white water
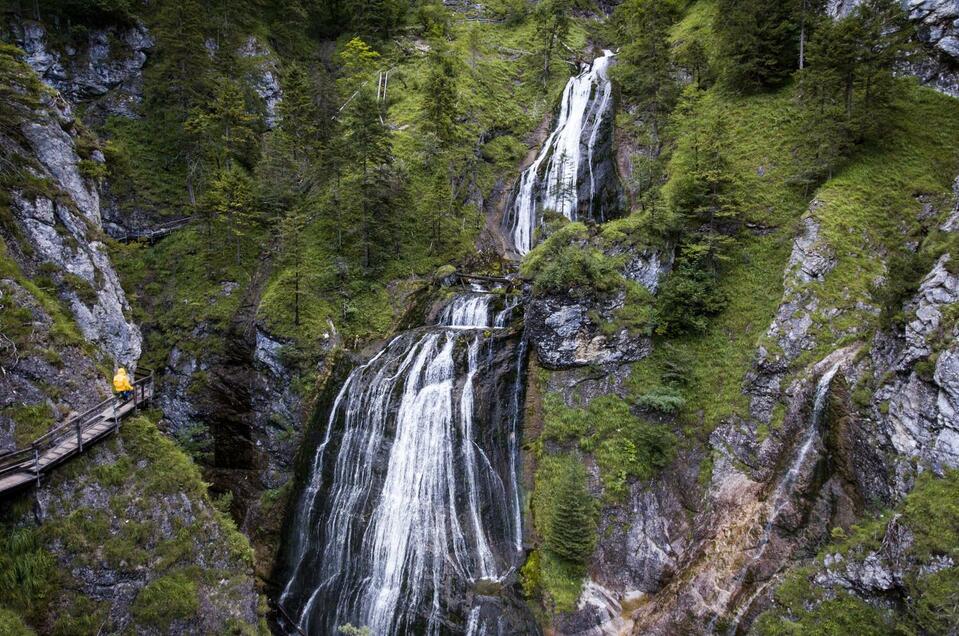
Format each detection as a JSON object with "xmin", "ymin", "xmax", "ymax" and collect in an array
[
  {"xmin": 720, "ymin": 361, "xmax": 843, "ymax": 635},
  {"xmin": 279, "ymin": 291, "xmax": 527, "ymax": 636},
  {"xmin": 439, "ymin": 293, "xmax": 492, "ymax": 328},
  {"xmin": 506, "ymin": 50, "xmax": 615, "ymax": 255}
]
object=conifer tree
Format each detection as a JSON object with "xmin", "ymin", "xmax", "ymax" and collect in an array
[
  {"xmin": 421, "ymin": 42, "xmax": 459, "ymax": 150},
  {"xmin": 145, "ymin": 0, "xmax": 213, "ymax": 206},
  {"xmin": 794, "ymin": 0, "xmax": 913, "ymax": 186},
  {"xmin": 342, "ymin": 86, "xmax": 396, "ymax": 273},
  {"xmin": 534, "ymin": 0, "xmax": 572, "ymax": 87},
  {"xmin": 715, "ymin": 0, "xmax": 800, "ymax": 91},
  {"xmin": 204, "ymin": 166, "xmax": 260, "ymax": 267},
  {"xmin": 545, "ymin": 461, "xmax": 595, "ymax": 563},
  {"xmin": 611, "ymin": 0, "xmax": 680, "ymax": 139}
]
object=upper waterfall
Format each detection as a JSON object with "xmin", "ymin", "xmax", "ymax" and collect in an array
[{"xmin": 505, "ymin": 50, "xmax": 616, "ymax": 256}]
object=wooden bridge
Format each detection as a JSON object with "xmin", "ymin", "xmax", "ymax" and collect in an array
[
  {"xmin": 0, "ymin": 368, "xmax": 155, "ymax": 496},
  {"xmin": 114, "ymin": 217, "xmax": 192, "ymax": 243}
]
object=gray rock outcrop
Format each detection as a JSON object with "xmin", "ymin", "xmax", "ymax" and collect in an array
[
  {"xmin": 7, "ymin": 94, "xmax": 141, "ymax": 365},
  {"xmin": 11, "ymin": 18, "xmax": 153, "ymax": 120}
]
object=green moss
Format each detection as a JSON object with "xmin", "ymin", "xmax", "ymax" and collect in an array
[
  {"xmin": 2, "ymin": 403, "xmax": 54, "ymax": 447},
  {"xmin": 62, "ymin": 272, "xmax": 98, "ymax": 306},
  {"xmin": 132, "ymin": 571, "xmax": 200, "ymax": 630},
  {"xmin": 0, "ymin": 608, "xmax": 36, "ymax": 636}
]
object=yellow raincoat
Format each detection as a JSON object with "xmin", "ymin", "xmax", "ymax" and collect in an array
[{"xmin": 113, "ymin": 368, "xmax": 133, "ymax": 393}]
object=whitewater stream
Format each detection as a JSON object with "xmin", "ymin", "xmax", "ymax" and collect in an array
[
  {"xmin": 504, "ymin": 50, "xmax": 615, "ymax": 255},
  {"xmin": 279, "ymin": 52, "xmax": 618, "ymax": 635},
  {"xmin": 278, "ymin": 290, "xmax": 530, "ymax": 635}
]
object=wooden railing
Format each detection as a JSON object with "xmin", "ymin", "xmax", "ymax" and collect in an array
[
  {"xmin": 0, "ymin": 368, "xmax": 155, "ymax": 490},
  {"xmin": 115, "ymin": 217, "xmax": 192, "ymax": 243}
]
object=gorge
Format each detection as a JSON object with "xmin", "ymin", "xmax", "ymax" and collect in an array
[{"xmin": 1, "ymin": 1, "xmax": 959, "ymax": 635}]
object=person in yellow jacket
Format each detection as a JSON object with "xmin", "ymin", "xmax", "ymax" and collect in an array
[{"xmin": 113, "ymin": 367, "xmax": 133, "ymax": 401}]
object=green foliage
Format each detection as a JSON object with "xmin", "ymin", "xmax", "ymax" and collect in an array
[
  {"xmin": 871, "ymin": 248, "xmax": 935, "ymax": 328},
  {"xmin": 754, "ymin": 577, "xmax": 894, "ymax": 635},
  {"xmin": 132, "ymin": 571, "xmax": 200, "ymax": 630},
  {"xmin": 0, "ymin": 608, "xmax": 34, "ymax": 635},
  {"xmin": 714, "ymin": 0, "xmax": 803, "ymax": 91},
  {"xmin": 533, "ymin": 0, "xmax": 572, "ymax": 86},
  {"xmin": 793, "ymin": 0, "xmax": 914, "ymax": 187},
  {"xmin": 545, "ymin": 460, "xmax": 595, "ymax": 562},
  {"xmin": 522, "ymin": 223, "xmax": 625, "ymax": 298},
  {"xmin": 901, "ymin": 470, "xmax": 959, "ymax": 561},
  {"xmin": 338, "ymin": 624, "xmax": 373, "ymax": 636},
  {"xmin": 610, "ymin": 0, "xmax": 681, "ymax": 134},
  {"xmin": 2, "ymin": 403, "xmax": 54, "ymax": 447},
  {"xmin": 542, "ymin": 395, "xmax": 676, "ymax": 500},
  {"xmin": 0, "ymin": 527, "xmax": 55, "ymax": 622}
]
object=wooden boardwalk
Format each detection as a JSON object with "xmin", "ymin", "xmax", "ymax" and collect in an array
[{"xmin": 0, "ymin": 369, "xmax": 154, "ymax": 496}]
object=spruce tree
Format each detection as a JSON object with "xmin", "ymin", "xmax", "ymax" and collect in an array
[
  {"xmin": 715, "ymin": 0, "xmax": 800, "ymax": 91},
  {"xmin": 611, "ymin": 0, "xmax": 680, "ymax": 139},
  {"xmin": 534, "ymin": 0, "xmax": 572, "ymax": 87},
  {"xmin": 342, "ymin": 86, "xmax": 396, "ymax": 274},
  {"xmin": 794, "ymin": 0, "xmax": 913, "ymax": 186},
  {"xmin": 545, "ymin": 461, "xmax": 595, "ymax": 564},
  {"xmin": 421, "ymin": 42, "xmax": 459, "ymax": 150}
]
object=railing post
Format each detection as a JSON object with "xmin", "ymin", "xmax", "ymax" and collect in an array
[
  {"xmin": 34, "ymin": 446, "xmax": 40, "ymax": 486},
  {"xmin": 76, "ymin": 419, "xmax": 82, "ymax": 453},
  {"xmin": 114, "ymin": 399, "xmax": 120, "ymax": 433}
]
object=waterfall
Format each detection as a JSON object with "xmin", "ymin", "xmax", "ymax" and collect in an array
[
  {"xmin": 720, "ymin": 361, "xmax": 843, "ymax": 635},
  {"xmin": 279, "ymin": 291, "xmax": 529, "ymax": 635},
  {"xmin": 505, "ymin": 50, "xmax": 615, "ymax": 256}
]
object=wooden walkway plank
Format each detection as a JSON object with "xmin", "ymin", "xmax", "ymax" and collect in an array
[{"xmin": 0, "ymin": 370, "xmax": 155, "ymax": 497}]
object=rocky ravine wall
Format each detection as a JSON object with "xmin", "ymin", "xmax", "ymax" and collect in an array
[
  {"xmin": 1, "ymin": 31, "xmax": 265, "ymax": 635},
  {"xmin": 519, "ymin": 168, "xmax": 959, "ymax": 634}
]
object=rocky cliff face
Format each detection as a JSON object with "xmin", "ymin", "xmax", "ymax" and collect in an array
[
  {"xmin": 527, "ymin": 247, "xmax": 671, "ymax": 369},
  {"xmin": 9, "ymin": 18, "xmax": 153, "ymax": 122},
  {"xmin": 0, "ymin": 46, "xmax": 263, "ymax": 634},
  {"xmin": 830, "ymin": 0, "xmax": 959, "ymax": 96},
  {"xmin": 521, "ymin": 168, "xmax": 959, "ymax": 634},
  {"xmin": 4, "ymin": 89, "xmax": 141, "ymax": 366}
]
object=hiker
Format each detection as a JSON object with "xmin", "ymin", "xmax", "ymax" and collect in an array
[{"xmin": 113, "ymin": 367, "xmax": 133, "ymax": 402}]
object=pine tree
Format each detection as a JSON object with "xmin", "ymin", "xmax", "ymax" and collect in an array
[
  {"xmin": 533, "ymin": 0, "xmax": 572, "ymax": 87},
  {"xmin": 611, "ymin": 0, "xmax": 680, "ymax": 138},
  {"xmin": 715, "ymin": 0, "xmax": 800, "ymax": 91},
  {"xmin": 545, "ymin": 461, "xmax": 595, "ymax": 563}
]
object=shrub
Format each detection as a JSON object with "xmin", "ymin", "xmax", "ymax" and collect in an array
[
  {"xmin": 543, "ymin": 394, "xmax": 676, "ymax": 499},
  {"xmin": 0, "ymin": 608, "xmax": 34, "ymax": 636},
  {"xmin": 522, "ymin": 223, "xmax": 626, "ymax": 298},
  {"xmin": 132, "ymin": 572, "xmax": 199, "ymax": 629}
]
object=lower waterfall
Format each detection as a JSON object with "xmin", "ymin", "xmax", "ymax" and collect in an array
[{"xmin": 278, "ymin": 290, "xmax": 534, "ymax": 635}]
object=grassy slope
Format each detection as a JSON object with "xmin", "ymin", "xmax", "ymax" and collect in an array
[
  {"xmin": 524, "ymin": 0, "xmax": 959, "ymax": 622},
  {"xmin": 256, "ymin": 17, "xmax": 589, "ymax": 348},
  {"xmin": 0, "ymin": 415, "xmax": 266, "ymax": 634}
]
